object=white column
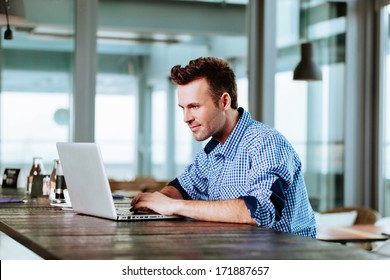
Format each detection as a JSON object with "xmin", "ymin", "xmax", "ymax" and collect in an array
[
  {"xmin": 72, "ymin": 0, "xmax": 98, "ymax": 142},
  {"xmin": 247, "ymin": 0, "xmax": 276, "ymax": 125}
]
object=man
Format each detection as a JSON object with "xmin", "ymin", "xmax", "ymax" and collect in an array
[{"xmin": 131, "ymin": 57, "xmax": 316, "ymax": 238}]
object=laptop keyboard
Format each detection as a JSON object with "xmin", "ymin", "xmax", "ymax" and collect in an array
[{"xmin": 116, "ymin": 208, "xmax": 132, "ymax": 215}]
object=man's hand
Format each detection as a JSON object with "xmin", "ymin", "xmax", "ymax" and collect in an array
[{"xmin": 131, "ymin": 192, "xmax": 181, "ymax": 216}]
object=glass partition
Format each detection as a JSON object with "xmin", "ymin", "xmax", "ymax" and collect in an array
[
  {"xmin": 275, "ymin": 0, "xmax": 346, "ymax": 211},
  {"xmin": 379, "ymin": 3, "xmax": 390, "ymax": 216},
  {"xmin": 0, "ymin": 0, "xmax": 249, "ymax": 184}
]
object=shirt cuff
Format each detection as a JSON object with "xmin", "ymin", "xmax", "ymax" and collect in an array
[
  {"xmin": 167, "ymin": 178, "xmax": 191, "ymax": 200},
  {"xmin": 238, "ymin": 196, "xmax": 258, "ymax": 218}
]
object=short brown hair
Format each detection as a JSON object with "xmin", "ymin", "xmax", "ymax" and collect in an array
[{"xmin": 170, "ymin": 57, "xmax": 238, "ymax": 109}]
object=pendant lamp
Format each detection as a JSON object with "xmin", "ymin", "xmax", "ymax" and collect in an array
[
  {"xmin": 293, "ymin": 42, "xmax": 322, "ymax": 81},
  {"xmin": 0, "ymin": 0, "xmax": 25, "ymax": 40}
]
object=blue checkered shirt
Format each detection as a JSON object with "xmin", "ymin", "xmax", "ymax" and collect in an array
[{"xmin": 169, "ymin": 108, "xmax": 316, "ymax": 238}]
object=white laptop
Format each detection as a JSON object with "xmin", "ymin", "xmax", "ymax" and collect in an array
[{"xmin": 56, "ymin": 142, "xmax": 181, "ymax": 221}]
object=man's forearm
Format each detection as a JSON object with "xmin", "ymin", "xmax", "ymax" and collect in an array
[
  {"xmin": 132, "ymin": 188, "xmax": 257, "ymax": 225},
  {"xmin": 174, "ymin": 199, "xmax": 257, "ymax": 225}
]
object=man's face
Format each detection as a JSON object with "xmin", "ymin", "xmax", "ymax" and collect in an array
[{"xmin": 177, "ymin": 78, "xmax": 226, "ymax": 142}]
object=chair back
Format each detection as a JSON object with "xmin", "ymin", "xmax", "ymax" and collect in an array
[{"xmin": 323, "ymin": 206, "xmax": 380, "ymax": 225}]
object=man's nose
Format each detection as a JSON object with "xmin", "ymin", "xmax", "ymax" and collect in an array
[{"xmin": 183, "ymin": 109, "xmax": 193, "ymax": 123}]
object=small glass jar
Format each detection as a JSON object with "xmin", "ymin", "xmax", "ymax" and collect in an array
[{"xmin": 27, "ymin": 157, "xmax": 45, "ymax": 194}]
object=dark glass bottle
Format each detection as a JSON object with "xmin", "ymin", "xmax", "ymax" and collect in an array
[{"xmin": 55, "ymin": 160, "xmax": 67, "ymax": 203}]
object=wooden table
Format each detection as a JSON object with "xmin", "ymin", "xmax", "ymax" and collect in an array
[
  {"xmin": 317, "ymin": 225, "xmax": 390, "ymax": 243},
  {"xmin": 0, "ymin": 188, "xmax": 388, "ymax": 260}
]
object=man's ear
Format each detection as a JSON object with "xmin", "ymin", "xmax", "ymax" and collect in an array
[{"xmin": 220, "ymin": 92, "xmax": 231, "ymax": 110}]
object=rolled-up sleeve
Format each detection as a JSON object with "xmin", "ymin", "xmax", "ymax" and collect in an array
[{"xmin": 240, "ymin": 134, "xmax": 296, "ymax": 228}]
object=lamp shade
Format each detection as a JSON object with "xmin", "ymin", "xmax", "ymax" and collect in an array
[
  {"xmin": 293, "ymin": 42, "xmax": 322, "ymax": 81},
  {"xmin": 0, "ymin": 0, "xmax": 25, "ymax": 26}
]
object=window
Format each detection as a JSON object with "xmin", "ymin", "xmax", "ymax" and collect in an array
[
  {"xmin": 95, "ymin": 73, "xmax": 136, "ymax": 180},
  {"xmin": 0, "ymin": 0, "xmax": 74, "ymax": 180},
  {"xmin": 275, "ymin": 0, "xmax": 346, "ymax": 211},
  {"xmin": 151, "ymin": 89, "xmax": 167, "ymax": 179},
  {"xmin": 379, "ymin": 3, "xmax": 390, "ymax": 216}
]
